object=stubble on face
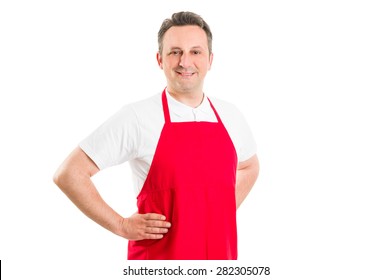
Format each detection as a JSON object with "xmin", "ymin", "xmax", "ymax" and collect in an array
[{"xmin": 159, "ymin": 25, "xmax": 212, "ymax": 100}]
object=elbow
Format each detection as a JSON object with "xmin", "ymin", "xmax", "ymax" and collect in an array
[
  {"xmin": 53, "ymin": 167, "xmax": 64, "ymax": 189},
  {"xmin": 248, "ymin": 154, "xmax": 260, "ymax": 181},
  {"xmin": 53, "ymin": 165, "xmax": 71, "ymax": 191},
  {"xmin": 254, "ymin": 156, "xmax": 260, "ymax": 178},
  {"xmin": 53, "ymin": 147, "xmax": 97, "ymax": 191}
]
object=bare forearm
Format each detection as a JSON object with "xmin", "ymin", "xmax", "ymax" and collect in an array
[
  {"xmin": 53, "ymin": 147, "xmax": 171, "ymax": 241},
  {"xmin": 55, "ymin": 172, "xmax": 124, "ymax": 236},
  {"xmin": 53, "ymin": 148, "xmax": 125, "ymax": 238},
  {"xmin": 235, "ymin": 155, "xmax": 259, "ymax": 209},
  {"xmin": 54, "ymin": 170, "xmax": 125, "ymax": 237}
]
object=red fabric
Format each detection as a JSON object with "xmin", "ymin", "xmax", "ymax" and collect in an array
[{"xmin": 128, "ymin": 90, "xmax": 238, "ymax": 259}]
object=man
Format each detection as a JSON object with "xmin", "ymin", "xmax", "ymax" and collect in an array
[{"xmin": 53, "ymin": 11, "xmax": 259, "ymax": 260}]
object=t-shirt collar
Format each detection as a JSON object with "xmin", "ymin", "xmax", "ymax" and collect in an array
[{"xmin": 165, "ymin": 88, "xmax": 210, "ymax": 118}]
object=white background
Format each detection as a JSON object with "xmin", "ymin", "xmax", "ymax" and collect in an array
[{"xmin": 1, "ymin": 0, "xmax": 391, "ymax": 279}]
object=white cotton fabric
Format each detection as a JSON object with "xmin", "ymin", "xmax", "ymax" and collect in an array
[{"xmin": 79, "ymin": 90, "xmax": 257, "ymax": 195}]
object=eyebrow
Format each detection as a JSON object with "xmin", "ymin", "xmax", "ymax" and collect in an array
[{"xmin": 169, "ymin": 45, "xmax": 205, "ymax": 50}]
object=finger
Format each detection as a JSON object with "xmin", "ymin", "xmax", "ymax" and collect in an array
[
  {"xmin": 145, "ymin": 226, "xmax": 169, "ymax": 234},
  {"xmin": 142, "ymin": 233, "xmax": 164, "ymax": 240},
  {"xmin": 144, "ymin": 213, "xmax": 167, "ymax": 221},
  {"xmin": 146, "ymin": 219, "xmax": 171, "ymax": 228}
]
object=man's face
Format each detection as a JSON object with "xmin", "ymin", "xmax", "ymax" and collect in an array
[{"xmin": 157, "ymin": 25, "xmax": 213, "ymax": 95}]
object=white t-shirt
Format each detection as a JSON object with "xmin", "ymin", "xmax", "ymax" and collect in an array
[{"xmin": 80, "ymin": 90, "xmax": 257, "ymax": 195}]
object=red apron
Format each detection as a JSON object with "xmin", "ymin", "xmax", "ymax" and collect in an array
[{"xmin": 128, "ymin": 90, "xmax": 238, "ymax": 260}]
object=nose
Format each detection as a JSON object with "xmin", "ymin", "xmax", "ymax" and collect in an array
[{"xmin": 179, "ymin": 53, "xmax": 191, "ymax": 68}]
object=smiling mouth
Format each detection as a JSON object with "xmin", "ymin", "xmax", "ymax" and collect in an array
[{"xmin": 176, "ymin": 72, "xmax": 195, "ymax": 78}]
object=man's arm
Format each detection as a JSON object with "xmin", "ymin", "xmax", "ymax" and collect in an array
[
  {"xmin": 53, "ymin": 147, "xmax": 171, "ymax": 240},
  {"xmin": 235, "ymin": 154, "xmax": 259, "ymax": 209}
]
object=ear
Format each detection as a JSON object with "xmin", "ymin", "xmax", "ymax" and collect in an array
[
  {"xmin": 156, "ymin": 52, "xmax": 163, "ymax": 69},
  {"xmin": 208, "ymin": 52, "xmax": 214, "ymax": 70}
]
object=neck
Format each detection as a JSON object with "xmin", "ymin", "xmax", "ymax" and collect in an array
[{"xmin": 166, "ymin": 89, "xmax": 204, "ymax": 108}]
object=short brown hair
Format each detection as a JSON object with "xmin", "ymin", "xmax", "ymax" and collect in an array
[{"xmin": 158, "ymin": 11, "xmax": 213, "ymax": 55}]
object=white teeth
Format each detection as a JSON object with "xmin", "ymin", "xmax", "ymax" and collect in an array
[{"xmin": 176, "ymin": 71, "xmax": 194, "ymax": 77}]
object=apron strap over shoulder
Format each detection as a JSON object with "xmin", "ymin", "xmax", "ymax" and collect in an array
[{"xmin": 162, "ymin": 89, "xmax": 171, "ymax": 123}]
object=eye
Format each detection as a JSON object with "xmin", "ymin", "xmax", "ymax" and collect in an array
[
  {"xmin": 192, "ymin": 50, "xmax": 201, "ymax": 55},
  {"xmin": 169, "ymin": 50, "xmax": 182, "ymax": 55}
]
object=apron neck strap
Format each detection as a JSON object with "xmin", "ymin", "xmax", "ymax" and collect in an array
[
  {"xmin": 162, "ymin": 89, "xmax": 171, "ymax": 123},
  {"xmin": 206, "ymin": 97, "xmax": 223, "ymax": 123}
]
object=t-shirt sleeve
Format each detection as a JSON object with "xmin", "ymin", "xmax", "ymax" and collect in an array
[
  {"xmin": 231, "ymin": 109, "xmax": 258, "ymax": 162},
  {"xmin": 79, "ymin": 104, "xmax": 139, "ymax": 170}
]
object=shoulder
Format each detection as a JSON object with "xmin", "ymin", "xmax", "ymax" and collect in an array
[
  {"xmin": 110, "ymin": 93, "xmax": 163, "ymax": 126},
  {"xmin": 87, "ymin": 93, "xmax": 163, "ymax": 136},
  {"xmin": 121, "ymin": 93, "xmax": 162, "ymax": 116},
  {"xmin": 208, "ymin": 96, "xmax": 238, "ymax": 110},
  {"xmin": 208, "ymin": 96, "xmax": 245, "ymax": 123},
  {"xmin": 115, "ymin": 93, "xmax": 164, "ymax": 139},
  {"xmin": 208, "ymin": 96, "xmax": 257, "ymax": 162}
]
